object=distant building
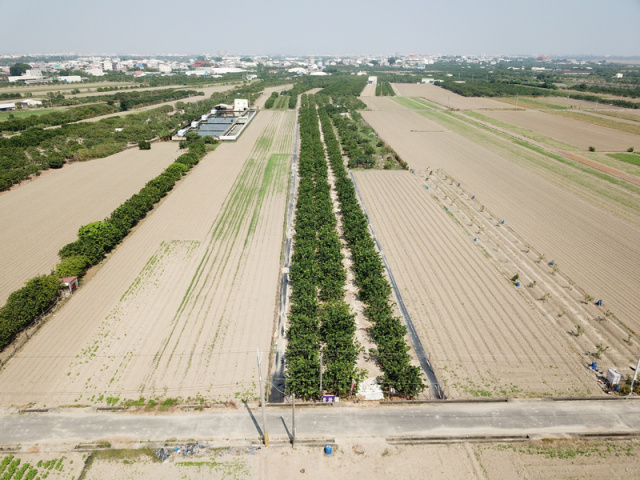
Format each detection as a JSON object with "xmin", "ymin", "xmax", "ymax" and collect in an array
[
  {"xmin": 246, "ymin": 74, "xmax": 258, "ymax": 81},
  {"xmin": 60, "ymin": 276, "xmax": 79, "ymax": 295},
  {"xmin": 0, "ymin": 102, "xmax": 16, "ymax": 111},
  {"xmin": 367, "ymin": 76, "xmax": 377, "ymax": 85},
  {"xmin": 234, "ymin": 99, "xmax": 249, "ymax": 111},
  {"xmin": 57, "ymin": 75, "xmax": 84, "ymax": 83},
  {"xmin": 616, "ymin": 73, "xmax": 624, "ymax": 78},
  {"xmin": 20, "ymin": 99, "xmax": 43, "ymax": 108},
  {"xmin": 421, "ymin": 78, "xmax": 435, "ymax": 84}
]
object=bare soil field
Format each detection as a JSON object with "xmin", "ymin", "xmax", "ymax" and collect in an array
[
  {"xmin": 359, "ymin": 97, "xmax": 640, "ymax": 389},
  {"xmin": 0, "ymin": 109, "xmax": 296, "ymax": 407},
  {"xmin": 0, "ymin": 142, "xmax": 181, "ymax": 305},
  {"xmin": 476, "ymin": 109, "xmax": 640, "ymax": 152},
  {"xmin": 80, "ymin": 438, "xmax": 640, "ymax": 479},
  {"xmin": 354, "ymin": 170, "xmax": 598, "ymax": 398},
  {"xmin": 392, "ymin": 83, "xmax": 512, "ymax": 110},
  {"xmin": 360, "ymin": 83, "xmax": 377, "ymax": 97}
]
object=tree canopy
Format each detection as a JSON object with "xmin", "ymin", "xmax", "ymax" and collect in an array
[{"xmin": 10, "ymin": 63, "xmax": 31, "ymax": 76}]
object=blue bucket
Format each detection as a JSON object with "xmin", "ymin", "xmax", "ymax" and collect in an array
[
  {"xmin": 516, "ymin": 282, "xmax": 521, "ymax": 287},
  {"xmin": 474, "ymin": 238, "xmax": 477, "ymax": 242},
  {"xmin": 472, "ymin": 195, "xmax": 475, "ymax": 199},
  {"xmin": 457, "ymin": 183, "xmax": 461, "ymax": 186},
  {"xmin": 592, "ymin": 362, "xmax": 597, "ymax": 370},
  {"xmin": 425, "ymin": 186, "xmax": 429, "ymax": 190},
  {"xmin": 325, "ymin": 444, "xmax": 332, "ymax": 455},
  {"xmin": 501, "ymin": 220, "xmax": 506, "ymax": 224}
]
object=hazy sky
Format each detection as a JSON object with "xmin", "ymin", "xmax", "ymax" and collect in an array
[{"xmin": 1, "ymin": 0, "xmax": 639, "ymax": 56}]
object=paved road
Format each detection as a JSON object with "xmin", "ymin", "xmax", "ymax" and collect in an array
[{"xmin": 1, "ymin": 399, "xmax": 639, "ymax": 448}]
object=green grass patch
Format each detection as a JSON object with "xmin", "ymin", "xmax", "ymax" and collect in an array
[
  {"xmin": 0, "ymin": 108, "xmax": 64, "ymax": 121},
  {"xmin": 608, "ymin": 152, "xmax": 640, "ymax": 167}
]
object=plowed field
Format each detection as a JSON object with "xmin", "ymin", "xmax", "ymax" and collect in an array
[
  {"xmin": 476, "ymin": 109, "xmax": 640, "ymax": 151},
  {"xmin": 0, "ymin": 142, "xmax": 182, "ymax": 305},
  {"xmin": 0, "ymin": 109, "xmax": 296, "ymax": 406},
  {"xmin": 360, "ymin": 97, "xmax": 640, "ymax": 340},
  {"xmin": 353, "ymin": 170, "xmax": 597, "ymax": 398},
  {"xmin": 392, "ymin": 83, "xmax": 510, "ymax": 110}
]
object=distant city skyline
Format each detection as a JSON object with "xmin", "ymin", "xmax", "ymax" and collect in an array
[{"xmin": 0, "ymin": 0, "xmax": 639, "ymax": 57}]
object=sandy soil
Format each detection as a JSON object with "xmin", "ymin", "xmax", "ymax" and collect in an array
[
  {"xmin": 82, "ymin": 439, "xmax": 640, "ymax": 479},
  {"xmin": 360, "ymin": 83, "xmax": 377, "ymax": 97},
  {"xmin": 0, "ymin": 109, "xmax": 296, "ymax": 407},
  {"xmin": 476, "ymin": 109, "xmax": 639, "ymax": 151},
  {"xmin": 360, "ymin": 97, "xmax": 640, "ymax": 349},
  {"xmin": 0, "ymin": 142, "xmax": 181, "ymax": 305},
  {"xmin": 392, "ymin": 83, "xmax": 512, "ymax": 110},
  {"xmin": 353, "ymin": 170, "xmax": 599, "ymax": 398}
]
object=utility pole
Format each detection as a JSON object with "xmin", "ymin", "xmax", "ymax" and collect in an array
[
  {"xmin": 630, "ymin": 355, "xmax": 640, "ymax": 395},
  {"xmin": 319, "ymin": 352, "xmax": 323, "ymax": 397},
  {"xmin": 292, "ymin": 393, "xmax": 296, "ymax": 448},
  {"xmin": 257, "ymin": 348, "xmax": 269, "ymax": 447}
]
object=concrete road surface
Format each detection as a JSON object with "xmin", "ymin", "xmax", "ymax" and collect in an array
[{"xmin": 1, "ymin": 398, "xmax": 639, "ymax": 448}]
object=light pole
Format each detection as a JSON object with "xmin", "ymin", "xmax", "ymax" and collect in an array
[{"xmin": 257, "ymin": 348, "xmax": 269, "ymax": 447}]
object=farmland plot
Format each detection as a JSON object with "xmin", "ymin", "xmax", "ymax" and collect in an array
[
  {"xmin": 360, "ymin": 97, "xmax": 640, "ymax": 337},
  {"xmin": 476, "ymin": 109, "xmax": 640, "ymax": 152},
  {"xmin": 0, "ymin": 142, "xmax": 182, "ymax": 305},
  {"xmin": 0, "ymin": 109, "xmax": 296, "ymax": 407},
  {"xmin": 392, "ymin": 83, "xmax": 511, "ymax": 110},
  {"xmin": 353, "ymin": 171, "xmax": 597, "ymax": 398}
]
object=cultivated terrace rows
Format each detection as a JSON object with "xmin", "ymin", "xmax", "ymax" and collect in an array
[
  {"xmin": 285, "ymin": 94, "xmax": 424, "ymax": 400},
  {"xmin": 0, "ymin": 107, "xmax": 296, "ymax": 406}
]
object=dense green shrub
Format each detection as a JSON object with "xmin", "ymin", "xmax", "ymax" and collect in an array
[
  {"xmin": 0, "ymin": 275, "xmax": 60, "ymax": 350},
  {"xmin": 55, "ymin": 255, "xmax": 91, "ymax": 278}
]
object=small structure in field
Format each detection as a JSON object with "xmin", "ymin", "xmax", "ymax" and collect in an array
[
  {"xmin": 60, "ymin": 276, "xmax": 79, "ymax": 294},
  {"xmin": 20, "ymin": 99, "xmax": 43, "ymax": 108},
  {"xmin": 0, "ymin": 102, "xmax": 16, "ymax": 111}
]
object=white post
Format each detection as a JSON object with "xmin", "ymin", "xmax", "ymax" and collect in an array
[
  {"xmin": 257, "ymin": 348, "xmax": 269, "ymax": 446},
  {"xmin": 319, "ymin": 352, "xmax": 323, "ymax": 397}
]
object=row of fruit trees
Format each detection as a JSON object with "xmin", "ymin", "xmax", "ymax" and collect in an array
[{"xmin": 284, "ymin": 94, "xmax": 425, "ymax": 400}]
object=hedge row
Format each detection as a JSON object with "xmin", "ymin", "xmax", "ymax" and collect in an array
[
  {"xmin": 286, "ymin": 95, "xmax": 361, "ymax": 399},
  {"xmin": 318, "ymin": 100, "xmax": 425, "ymax": 398}
]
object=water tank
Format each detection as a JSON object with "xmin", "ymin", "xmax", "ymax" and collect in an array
[
  {"xmin": 191, "ymin": 121, "xmax": 198, "ymax": 128},
  {"xmin": 607, "ymin": 368, "xmax": 621, "ymax": 385}
]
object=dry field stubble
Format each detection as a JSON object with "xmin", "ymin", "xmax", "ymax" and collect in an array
[
  {"xmin": 474, "ymin": 109, "xmax": 640, "ymax": 152},
  {"xmin": 0, "ymin": 109, "xmax": 296, "ymax": 407},
  {"xmin": 392, "ymin": 83, "xmax": 510, "ymax": 110},
  {"xmin": 360, "ymin": 83, "xmax": 377, "ymax": 97},
  {"xmin": 360, "ymin": 96, "xmax": 640, "ymax": 340},
  {"xmin": 0, "ymin": 142, "xmax": 182, "ymax": 305},
  {"xmin": 353, "ymin": 170, "xmax": 597, "ymax": 398}
]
